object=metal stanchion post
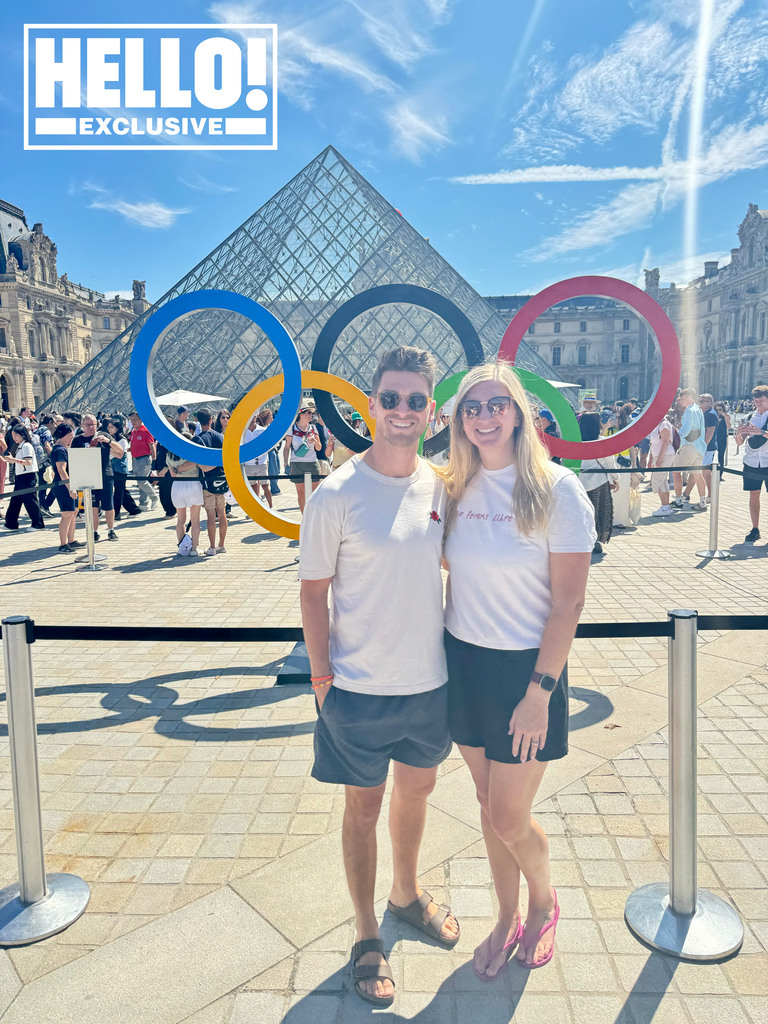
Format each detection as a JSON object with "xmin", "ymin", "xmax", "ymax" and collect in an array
[
  {"xmin": 696, "ymin": 461, "xmax": 731, "ymax": 560},
  {"xmin": 74, "ymin": 487, "xmax": 106, "ymax": 571},
  {"xmin": 624, "ymin": 610, "xmax": 743, "ymax": 959},
  {"xmin": 0, "ymin": 617, "xmax": 90, "ymax": 945},
  {"xmin": 304, "ymin": 470, "xmax": 312, "ymax": 498}
]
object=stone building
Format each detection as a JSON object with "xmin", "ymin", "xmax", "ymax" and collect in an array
[
  {"xmin": 487, "ymin": 203, "xmax": 768, "ymax": 403},
  {"xmin": 0, "ymin": 198, "xmax": 150, "ymax": 413}
]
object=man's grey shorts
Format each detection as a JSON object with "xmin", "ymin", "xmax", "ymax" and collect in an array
[{"xmin": 312, "ymin": 684, "xmax": 452, "ymax": 788}]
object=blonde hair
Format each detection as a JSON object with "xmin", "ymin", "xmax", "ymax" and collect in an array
[{"xmin": 439, "ymin": 362, "xmax": 554, "ymax": 536}]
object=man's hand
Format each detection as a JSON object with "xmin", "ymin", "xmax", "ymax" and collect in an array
[{"xmin": 315, "ymin": 684, "xmax": 332, "ymax": 710}]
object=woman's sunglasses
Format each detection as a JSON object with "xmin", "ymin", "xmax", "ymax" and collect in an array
[
  {"xmin": 375, "ymin": 391, "xmax": 430, "ymax": 412},
  {"xmin": 459, "ymin": 396, "xmax": 512, "ymax": 419}
]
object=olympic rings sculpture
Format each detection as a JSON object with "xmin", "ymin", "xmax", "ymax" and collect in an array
[
  {"xmin": 223, "ymin": 370, "xmax": 375, "ymax": 541},
  {"xmin": 129, "ymin": 275, "xmax": 681, "ymax": 537}
]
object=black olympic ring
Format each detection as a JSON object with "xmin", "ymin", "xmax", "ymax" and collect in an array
[{"xmin": 310, "ymin": 284, "xmax": 486, "ymax": 453}]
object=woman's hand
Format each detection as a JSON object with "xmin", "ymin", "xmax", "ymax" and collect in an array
[{"xmin": 508, "ymin": 688, "xmax": 549, "ymax": 763}]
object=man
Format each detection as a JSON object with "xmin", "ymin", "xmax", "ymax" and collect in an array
[
  {"xmin": 191, "ymin": 409, "xmax": 227, "ymax": 555},
  {"xmin": 698, "ymin": 394, "xmax": 720, "ymax": 500},
  {"xmin": 128, "ymin": 411, "xmax": 157, "ymax": 509},
  {"xmin": 299, "ymin": 346, "xmax": 458, "ymax": 1008},
  {"xmin": 174, "ymin": 406, "xmax": 190, "ymax": 432},
  {"xmin": 19, "ymin": 406, "xmax": 33, "ymax": 428},
  {"xmin": 735, "ymin": 384, "xmax": 768, "ymax": 542},
  {"xmin": 71, "ymin": 413, "xmax": 124, "ymax": 540},
  {"xmin": 671, "ymin": 388, "xmax": 707, "ymax": 510}
]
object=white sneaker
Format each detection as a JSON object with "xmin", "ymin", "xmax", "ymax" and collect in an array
[
  {"xmin": 696, "ymin": 499, "xmax": 708, "ymax": 511},
  {"xmin": 188, "ymin": 548, "xmax": 199, "ymax": 557},
  {"xmin": 205, "ymin": 546, "xmax": 216, "ymax": 556},
  {"xmin": 215, "ymin": 545, "xmax": 226, "ymax": 553},
  {"xmin": 653, "ymin": 505, "xmax": 672, "ymax": 516}
]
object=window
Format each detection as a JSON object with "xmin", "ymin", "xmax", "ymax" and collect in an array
[
  {"xmin": 26, "ymin": 296, "xmax": 31, "ymax": 310},
  {"xmin": 528, "ymin": 323, "xmax": 535, "ymax": 334},
  {"xmin": 0, "ymin": 327, "xmax": 5, "ymax": 347},
  {"xmin": 580, "ymin": 321, "xmax": 587, "ymax": 332},
  {"xmin": 618, "ymin": 377, "xmax": 629, "ymax": 401},
  {"xmin": 707, "ymin": 299, "xmax": 712, "ymax": 313},
  {"xmin": 102, "ymin": 317, "xmax": 110, "ymax": 330},
  {"xmin": 622, "ymin": 319, "xmax": 630, "ymax": 331},
  {"xmin": 621, "ymin": 344, "xmax": 630, "ymax": 363},
  {"xmin": 552, "ymin": 346, "xmax": 561, "ymax": 366},
  {"xmin": 83, "ymin": 313, "xmax": 87, "ymax": 325},
  {"xmin": 761, "ymin": 312, "xmax": 766, "ymax": 340},
  {"xmin": 554, "ymin": 322, "xmax": 561, "ymax": 333},
  {"xmin": 577, "ymin": 379, "xmax": 586, "ymax": 390},
  {"xmin": 578, "ymin": 345, "xmax": 587, "ymax": 365}
]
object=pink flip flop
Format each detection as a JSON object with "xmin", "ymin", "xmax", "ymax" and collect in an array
[
  {"xmin": 472, "ymin": 919, "xmax": 524, "ymax": 981},
  {"xmin": 521, "ymin": 888, "xmax": 560, "ymax": 969}
]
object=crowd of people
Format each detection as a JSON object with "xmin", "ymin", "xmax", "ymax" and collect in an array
[
  {"xmin": 545, "ymin": 386, "xmax": 767, "ymax": 552},
  {"xmin": 1, "ymin": 382, "xmax": 766, "ymax": 555}
]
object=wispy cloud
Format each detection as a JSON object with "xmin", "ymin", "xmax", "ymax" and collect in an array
[
  {"xmin": 386, "ymin": 100, "xmax": 451, "ymax": 162},
  {"xmin": 178, "ymin": 174, "xmax": 239, "ymax": 194},
  {"xmin": 347, "ymin": 0, "xmax": 434, "ymax": 68},
  {"xmin": 88, "ymin": 199, "xmax": 191, "ymax": 229},
  {"xmin": 452, "ymin": 164, "xmax": 664, "ymax": 185}
]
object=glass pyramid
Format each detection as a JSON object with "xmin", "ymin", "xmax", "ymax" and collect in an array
[{"xmin": 42, "ymin": 146, "xmax": 559, "ymax": 415}]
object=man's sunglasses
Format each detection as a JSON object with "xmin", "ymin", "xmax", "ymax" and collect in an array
[
  {"xmin": 458, "ymin": 396, "xmax": 513, "ymax": 419},
  {"xmin": 375, "ymin": 391, "xmax": 430, "ymax": 412}
]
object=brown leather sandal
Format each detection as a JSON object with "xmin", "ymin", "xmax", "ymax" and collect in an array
[
  {"xmin": 350, "ymin": 938, "xmax": 395, "ymax": 1007},
  {"xmin": 387, "ymin": 891, "xmax": 460, "ymax": 948}
]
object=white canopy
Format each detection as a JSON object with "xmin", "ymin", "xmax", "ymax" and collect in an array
[
  {"xmin": 546, "ymin": 380, "xmax": 580, "ymax": 390},
  {"xmin": 155, "ymin": 389, "xmax": 227, "ymax": 406}
]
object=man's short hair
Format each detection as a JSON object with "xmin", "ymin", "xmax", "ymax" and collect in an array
[
  {"xmin": 64, "ymin": 410, "xmax": 81, "ymax": 425},
  {"xmin": 680, "ymin": 387, "xmax": 697, "ymax": 400},
  {"xmin": 197, "ymin": 409, "xmax": 213, "ymax": 427},
  {"xmin": 371, "ymin": 346, "xmax": 437, "ymax": 396},
  {"xmin": 698, "ymin": 393, "xmax": 714, "ymax": 404},
  {"xmin": 752, "ymin": 384, "xmax": 768, "ymax": 400}
]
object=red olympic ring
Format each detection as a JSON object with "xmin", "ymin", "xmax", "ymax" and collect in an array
[{"xmin": 498, "ymin": 276, "xmax": 681, "ymax": 461}]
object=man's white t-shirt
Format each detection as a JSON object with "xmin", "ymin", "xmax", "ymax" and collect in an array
[
  {"xmin": 299, "ymin": 456, "xmax": 447, "ymax": 695},
  {"xmin": 444, "ymin": 463, "xmax": 596, "ymax": 651},
  {"xmin": 743, "ymin": 410, "xmax": 768, "ymax": 469}
]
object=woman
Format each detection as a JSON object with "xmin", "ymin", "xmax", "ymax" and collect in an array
[
  {"xmin": 154, "ymin": 414, "xmax": 181, "ymax": 518},
  {"xmin": 242, "ymin": 409, "xmax": 273, "ymax": 508},
  {"xmin": 167, "ymin": 445, "xmax": 203, "ymax": 556},
  {"xmin": 578, "ymin": 412, "xmax": 618, "ymax": 552},
  {"xmin": 283, "ymin": 404, "xmax": 322, "ymax": 513},
  {"xmin": 0, "ymin": 424, "xmax": 46, "ymax": 532},
  {"xmin": 606, "ymin": 403, "xmax": 634, "ymax": 527},
  {"xmin": 48, "ymin": 423, "xmax": 83, "ymax": 552},
  {"xmin": 440, "ymin": 362, "xmax": 595, "ymax": 977},
  {"xmin": 714, "ymin": 402, "xmax": 730, "ymax": 466},
  {"xmin": 214, "ymin": 409, "xmax": 231, "ymax": 434},
  {"xmin": 648, "ymin": 411, "xmax": 676, "ymax": 516},
  {"xmin": 107, "ymin": 419, "xmax": 142, "ymax": 518}
]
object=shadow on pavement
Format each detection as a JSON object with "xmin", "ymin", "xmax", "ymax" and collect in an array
[{"xmin": 0, "ymin": 665, "xmax": 315, "ymax": 741}]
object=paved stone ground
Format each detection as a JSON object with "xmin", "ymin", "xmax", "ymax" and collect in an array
[{"xmin": 0, "ymin": 447, "xmax": 766, "ymax": 1023}]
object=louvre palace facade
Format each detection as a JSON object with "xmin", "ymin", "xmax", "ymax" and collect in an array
[
  {"xmin": 487, "ymin": 204, "xmax": 768, "ymax": 404},
  {"xmin": 0, "ymin": 198, "xmax": 150, "ymax": 413}
]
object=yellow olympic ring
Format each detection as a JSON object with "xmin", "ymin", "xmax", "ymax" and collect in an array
[{"xmin": 223, "ymin": 370, "xmax": 376, "ymax": 540}]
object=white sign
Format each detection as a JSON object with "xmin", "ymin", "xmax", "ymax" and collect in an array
[
  {"xmin": 68, "ymin": 447, "xmax": 103, "ymax": 490},
  {"xmin": 24, "ymin": 24, "xmax": 277, "ymax": 151}
]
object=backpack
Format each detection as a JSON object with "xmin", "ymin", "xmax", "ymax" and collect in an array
[{"xmin": 177, "ymin": 534, "xmax": 193, "ymax": 556}]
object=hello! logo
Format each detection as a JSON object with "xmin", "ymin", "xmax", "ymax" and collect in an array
[{"xmin": 24, "ymin": 23, "xmax": 277, "ymax": 151}]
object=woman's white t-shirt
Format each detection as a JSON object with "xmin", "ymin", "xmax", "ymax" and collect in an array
[
  {"xmin": 444, "ymin": 462, "xmax": 596, "ymax": 650},
  {"xmin": 16, "ymin": 441, "xmax": 38, "ymax": 474},
  {"xmin": 243, "ymin": 426, "xmax": 269, "ymax": 467}
]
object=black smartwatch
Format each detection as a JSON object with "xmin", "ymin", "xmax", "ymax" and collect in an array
[{"xmin": 530, "ymin": 670, "xmax": 558, "ymax": 692}]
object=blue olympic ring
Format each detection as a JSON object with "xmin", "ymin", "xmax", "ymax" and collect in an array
[{"xmin": 128, "ymin": 290, "xmax": 302, "ymax": 467}]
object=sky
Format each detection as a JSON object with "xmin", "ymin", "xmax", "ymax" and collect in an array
[{"xmin": 2, "ymin": 0, "xmax": 768, "ymax": 306}]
